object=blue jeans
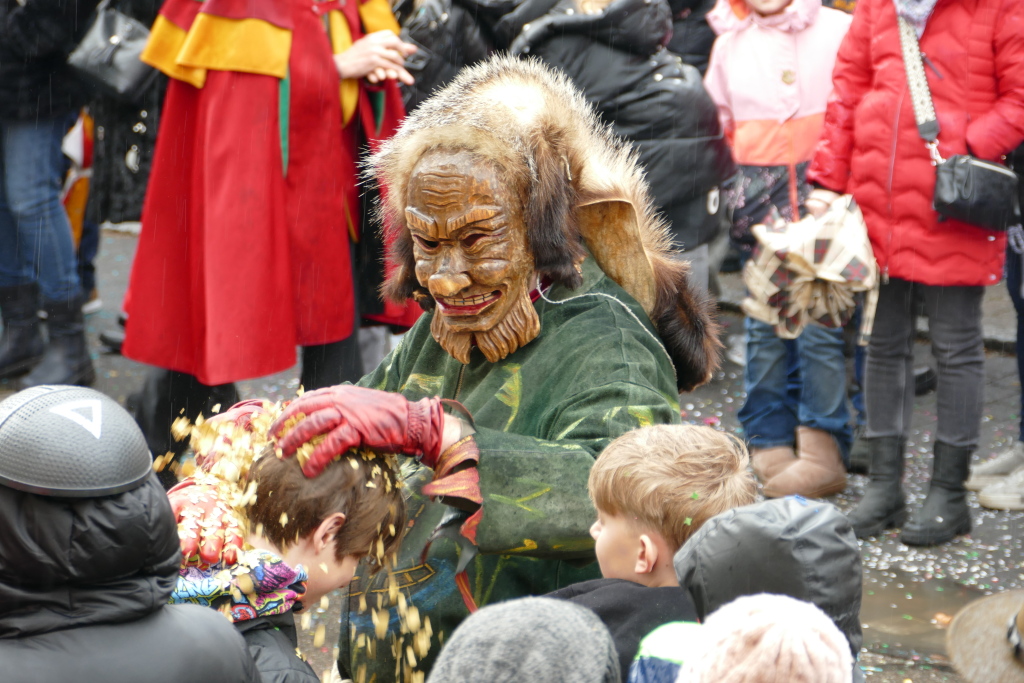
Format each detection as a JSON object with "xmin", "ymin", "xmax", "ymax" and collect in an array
[
  {"xmin": 739, "ymin": 317, "xmax": 852, "ymax": 461},
  {"xmin": 0, "ymin": 116, "xmax": 81, "ymax": 303}
]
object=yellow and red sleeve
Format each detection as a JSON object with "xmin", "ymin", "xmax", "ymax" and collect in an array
[{"xmin": 142, "ymin": 0, "xmax": 293, "ymax": 88}]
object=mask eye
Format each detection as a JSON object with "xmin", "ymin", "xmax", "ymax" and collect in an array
[
  {"xmin": 461, "ymin": 234, "xmax": 485, "ymax": 248},
  {"xmin": 413, "ymin": 235, "xmax": 439, "ymax": 250}
]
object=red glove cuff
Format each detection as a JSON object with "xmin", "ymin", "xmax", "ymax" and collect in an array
[{"xmin": 409, "ymin": 397, "xmax": 447, "ymax": 468}]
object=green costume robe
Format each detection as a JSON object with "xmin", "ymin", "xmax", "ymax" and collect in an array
[{"xmin": 340, "ymin": 255, "xmax": 682, "ymax": 680}]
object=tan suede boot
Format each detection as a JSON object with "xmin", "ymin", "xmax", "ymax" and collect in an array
[
  {"xmin": 763, "ymin": 427, "xmax": 847, "ymax": 498},
  {"xmin": 750, "ymin": 445, "xmax": 797, "ymax": 483}
]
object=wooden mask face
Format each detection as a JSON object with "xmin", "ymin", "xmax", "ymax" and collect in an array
[{"xmin": 405, "ymin": 149, "xmax": 540, "ymax": 364}]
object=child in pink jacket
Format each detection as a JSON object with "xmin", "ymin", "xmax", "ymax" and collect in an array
[{"xmin": 705, "ymin": 0, "xmax": 853, "ymax": 499}]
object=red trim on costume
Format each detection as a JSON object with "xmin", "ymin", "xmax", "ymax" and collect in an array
[
  {"xmin": 160, "ymin": 0, "xmax": 203, "ymax": 30},
  {"xmin": 454, "ymin": 571, "xmax": 479, "ymax": 613},
  {"xmin": 312, "ymin": 0, "xmax": 345, "ymax": 15},
  {"xmin": 460, "ymin": 508, "xmax": 482, "ymax": 545},
  {"xmin": 421, "ymin": 468, "xmax": 482, "ymax": 504},
  {"xmin": 200, "ymin": 0, "xmax": 294, "ymax": 28}
]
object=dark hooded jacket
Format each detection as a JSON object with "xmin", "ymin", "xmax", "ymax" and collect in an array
[
  {"xmin": 508, "ymin": 0, "xmax": 736, "ymax": 249},
  {"xmin": 399, "ymin": 0, "xmax": 735, "ymax": 250},
  {"xmin": 237, "ymin": 613, "xmax": 319, "ymax": 683},
  {"xmin": 674, "ymin": 496, "xmax": 863, "ymax": 657},
  {"xmin": 548, "ymin": 578, "xmax": 698, "ymax": 682},
  {"xmin": 664, "ymin": 0, "xmax": 715, "ymax": 75},
  {"xmin": 0, "ymin": 474, "xmax": 261, "ymax": 683},
  {"xmin": 0, "ymin": 0, "xmax": 100, "ymax": 121}
]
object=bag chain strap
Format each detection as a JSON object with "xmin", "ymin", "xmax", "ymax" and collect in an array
[{"xmin": 897, "ymin": 17, "xmax": 945, "ymax": 165}]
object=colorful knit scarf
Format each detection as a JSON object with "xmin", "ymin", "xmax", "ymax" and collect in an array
[
  {"xmin": 893, "ymin": 0, "xmax": 939, "ymax": 36},
  {"xmin": 171, "ymin": 548, "xmax": 309, "ymax": 623}
]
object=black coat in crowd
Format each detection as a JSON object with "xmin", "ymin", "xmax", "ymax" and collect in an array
[
  {"xmin": 86, "ymin": 0, "xmax": 168, "ymax": 225},
  {"xmin": 548, "ymin": 577, "xmax": 698, "ymax": 682},
  {"xmin": 0, "ymin": 0, "xmax": 99, "ymax": 121},
  {"xmin": 237, "ymin": 613, "xmax": 321, "ymax": 683},
  {"xmin": 401, "ymin": 0, "xmax": 735, "ymax": 251},
  {"xmin": 665, "ymin": 0, "xmax": 715, "ymax": 75},
  {"xmin": 510, "ymin": 0, "xmax": 736, "ymax": 249},
  {"xmin": 0, "ymin": 475, "xmax": 261, "ymax": 683}
]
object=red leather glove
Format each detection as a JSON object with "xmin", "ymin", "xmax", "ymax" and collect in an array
[
  {"xmin": 271, "ymin": 385, "xmax": 446, "ymax": 477},
  {"xmin": 167, "ymin": 479, "xmax": 245, "ymax": 567}
]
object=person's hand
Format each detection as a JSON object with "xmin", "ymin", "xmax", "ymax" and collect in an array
[
  {"xmin": 805, "ymin": 188, "xmax": 841, "ymax": 218},
  {"xmin": 333, "ymin": 30, "xmax": 417, "ymax": 86},
  {"xmin": 167, "ymin": 479, "xmax": 245, "ymax": 566},
  {"xmin": 271, "ymin": 385, "xmax": 448, "ymax": 477}
]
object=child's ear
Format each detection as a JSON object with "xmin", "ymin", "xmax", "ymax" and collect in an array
[
  {"xmin": 635, "ymin": 534, "xmax": 660, "ymax": 575},
  {"xmin": 313, "ymin": 512, "xmax": 347, "ymax": 554}
]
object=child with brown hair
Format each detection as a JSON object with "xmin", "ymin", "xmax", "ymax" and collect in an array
[
  {"xmin": 169, "ymin": 402, "xmax": 407, "ymax": 683},
  {"xmin": 549, "ymin": 424, "xmax": 757, "ymax": 679}
]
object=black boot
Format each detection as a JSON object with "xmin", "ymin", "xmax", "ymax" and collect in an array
[
  {"xmin": 847, "ymin": 427, "xmax": 870, "ymax": 475},
  {"xmin": 19, "ymin": 295, "xmax": 95, "ymax": 388},
  {"xmin": 300, "ymin": 335, "xmax": 363, "ymax": 391},
  {"xmin": 846, "ymin": 436, "xmax": 907, "ymax": 538},
  {"xmin": 128, "ymin": 368, "xmax": 239, "ymax": 489},
  {"xmin": 0, "ymin": 284, "xmax": 44, "ymax": 379},
  {"xmin": 901, "ymin": 442, "xmax": 972, "ymax": 546}
]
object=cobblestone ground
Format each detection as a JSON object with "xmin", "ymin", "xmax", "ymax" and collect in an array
[{"xmin": 8, "ymin": 231, "xmax": 1022, "ymax": 682}]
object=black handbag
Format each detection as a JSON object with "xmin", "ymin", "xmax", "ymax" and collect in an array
[
  {"xmin": 897, "ymin": 17, "xmax": 1020, "ymax": 232},
  {"xmin": 67, "ymin": 0, "xmax": 157, "ymax": 104}
]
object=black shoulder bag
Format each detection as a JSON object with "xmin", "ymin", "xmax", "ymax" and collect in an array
[
  {"xmin": 897, "ymin": 16, "xmax": 1020, "ymax": 232},
  {"xmin": 67, "ymin": 0, "xmax": 158, "ymax": 104}
]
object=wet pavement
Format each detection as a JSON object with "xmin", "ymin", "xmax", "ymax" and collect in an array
[{"xmin": 8, "ymin": 230, "xmax": 1024, "ymax": 683}]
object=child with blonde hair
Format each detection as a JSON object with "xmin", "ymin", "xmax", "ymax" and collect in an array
[{"xmin": 550, "ymin": 424, "xmax": 757, "ymax": 679}]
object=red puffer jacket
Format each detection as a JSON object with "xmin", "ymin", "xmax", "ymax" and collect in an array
[{"xmin": 808, "ymin": 0, "xmax": 1024, "ymax": 287}]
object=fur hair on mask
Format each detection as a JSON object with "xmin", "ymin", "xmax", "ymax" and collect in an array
[{"xmin": 368, "ymin": 55, "xmax": 720, "ymax": 391}]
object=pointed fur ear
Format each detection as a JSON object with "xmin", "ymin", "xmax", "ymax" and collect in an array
[
  {"xmin": 578, "ymin": 199, "xmax": 721, "ymax": 391},
  {"xmin": 577, "ymin": 199, "xmax": 657, "ymax": 313}
]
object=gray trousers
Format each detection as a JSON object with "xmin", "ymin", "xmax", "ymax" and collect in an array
[{"xmin": 865, "ymin": 278, "xmax": 985, "ymax": 449}]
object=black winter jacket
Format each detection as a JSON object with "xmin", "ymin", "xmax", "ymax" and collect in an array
[
  {"xmin": 548, "ymin": 578, "xmax": 697, "ymax": 682},
  {"xmin": 665, "ymin": 0, "xmax": 715, "ymax": 75},
  {"xmin": 0, "ymin": 474, "xmax": 261, "ymax": 683},
  {"xmin": 510, "ymin": 0, "xmax": 736, "ymax": 248},
  {"xmin": 0, "ymin": 0, "xmax": 101, "ymax": 121},
  {"xmin": 85, "ymin": 0, "xmax": 168, "ymax": 224},
  {"xmin": 398, "ymin": 0, "xmax": 556, "ymax": 111},
  {"xmin": 237, "ymin": 612, "xmax": 320, "ymax": 683}
]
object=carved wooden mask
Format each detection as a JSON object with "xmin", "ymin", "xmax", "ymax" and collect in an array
[{"xmin": 405, "ymin": 149, "xmax": 540, "ymax": 364}]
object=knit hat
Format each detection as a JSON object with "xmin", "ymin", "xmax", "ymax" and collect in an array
[
  {"xmin": 679, "ymin": 594, "xmax": 853, "ymax": 683},
  {"xmin": 426, "ymin": 597, "xmax": 621, "ymax": 683},
  {"xmin": 946, "ymin": 590, "xmax": 1024, "ymax": 683}
]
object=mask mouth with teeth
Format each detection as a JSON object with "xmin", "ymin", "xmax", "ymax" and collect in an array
[{"xmin": 406, "ymin": 149, "xmax": 540, "ymax": 364}]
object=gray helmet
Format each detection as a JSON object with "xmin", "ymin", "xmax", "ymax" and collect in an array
[{"xmin": 0, "ymin": 386, "xmax": 151, "ymax": 497}]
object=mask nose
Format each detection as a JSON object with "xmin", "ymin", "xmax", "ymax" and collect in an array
[
  {"xmin": 430, "ymin": 272, "xmax": 473, "ymax": 298},
  {"xmin": 429, "ymin": 251, "xmax": 473, "ymax": 298}
]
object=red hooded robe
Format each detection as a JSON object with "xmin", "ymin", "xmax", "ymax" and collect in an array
[{"xmin": 124, "ymin": 0, "xmax": 413, "ymax": 385}]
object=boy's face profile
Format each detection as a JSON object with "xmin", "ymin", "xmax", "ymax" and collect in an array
[
  {"xmin": 265, "ymin": 512, "xmax": 363, "ymax": 606},
  {"xmin": 590, "ymin": 510, "xmax": 644, "ymax": 581},
  {"xmin": 590, "ymin": 508, "xmax": 679, "ymax": 587}
]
